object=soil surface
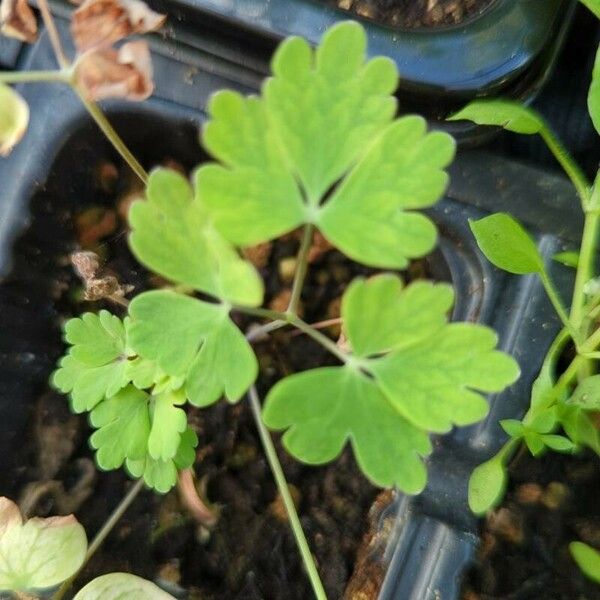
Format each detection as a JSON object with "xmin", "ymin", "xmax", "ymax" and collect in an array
[
  {"xmin": 1, "ymin": 153, "xmax": 437, "ymax": 599},
  {"xmin": 318, "ymin": 0, "xmax": 495, "ymax": 29},
  {"xmin": 461, "ymin": 449, "xmax": 600, "ymax": 600}
]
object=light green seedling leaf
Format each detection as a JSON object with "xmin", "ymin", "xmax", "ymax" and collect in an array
[
  {"xmin": 317, "ymin": 117, "xmax": 455, "ymax": 268},
  {"xmin": 589, "ymin": 45, "xmax": 600, "ymax": 136},
  {"xmin": 570, "ymin": 374, "xmax": 600, "ymax": 411},
  {"xmin": 557, "ymin": 403, "xmax": 600, "ymax": 455},
  {"xmin": 342, "ymin": 274, "xmax": 454, "ymax": 357},
  {"xmin": 448, "ymin": 99, "xmax": 545, "ymax": 134},
  {"xmin": 541, "ymin": 434, "xmax": 575, "ymax": 453},
  {"xmin": 0, "ymin": 84, "xmax": 29, "ymax": 156},
  {"xmin": 579, "ymin": 0, "xmax": 600, "ymax": 20},
  {"xmin": 0, "ymin": 497, "xmax": 87, "ymax": 593},
  {"xmin": 126, "ymin": 427, "xmax": 198, "ymax": 493},
  {"xmin": 74, "ymin": 573, "xmax": 176, "ymax": 600},
  {"xmin": 89, "ymin": 386, "xmax": 150, "ymax": 469},
  {"xmin": 148, "ymin": 389, "xmax": 187, "ymax": 461},
  {"xmin": 263, "ymin": 366, "xmax": 431, "ymax": 493},
  {"xmin": 370, "ymin": 322, "xmax": 520, "ymax": 433},
  {"xmin": 500, "ymin": 419, "xmax": 524, "ymax": 438},
  {"xmin": 198, "ymin": 92, "xmax": 305, "ymax": 245},
  {"xmin": 52, "ymin": 311, "xmax": 131, "ymax": 413},
  {"xmin": 186, "ymin": 312, "xmax": 258, "ymax": 407},
  {"xmin": 570, "ymin": 541, "xmax": 600, "ymax": 584},
  {"xmin": 468, "ymin": 455, "xmax": 507, "ymax": 515},
  {"xmin": 129, "ymin": 168, "xmax": 263, "ymax": 306},
  {"xmin": 126, "ymin": 356, "xmax": 164, "ymax": 389},
  {"xmin": 264, "ymin": 21, "xmax": 398, "ymax": 202},
  {"xmin": 470, "ymin": 213, "xmax": 544, "ymax": 275},
  {"xmin": 553, "ymin": 251, "xmax": 579, "ymax": 268},
  {"xmin": 128, "ymin": 290, "xmax": 221, "ymax": 376}
]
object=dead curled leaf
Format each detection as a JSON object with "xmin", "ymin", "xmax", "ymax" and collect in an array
[
  {"xmin": 0, "ymin": 0, "xmax": 37, "ymax": 43},
  {"xmin": 71, "ymin": 250, "xmax": 134, "ymax": 301},
  {"xmin": 74, "ymin": 40, "xmax": 154, "ymax": 101},
  {"xmin": 71, "ymin": 0, "xmax": 165, "ymax": 52}
]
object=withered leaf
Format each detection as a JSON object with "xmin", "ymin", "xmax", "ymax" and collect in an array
[
  {"xmin": 0, "ymin": 0, "xmax": 37, "ymax": 43},
  {"xmin": 71, "ymin": 0, "xmax": 165, "ymax": 52},
  {"xmin": 71, "ymin": 250, "xmax": 134, "ymax": 302},
  {"xmin": 74, "ymin": 40, "xmax": 154, "ymax": 101}
]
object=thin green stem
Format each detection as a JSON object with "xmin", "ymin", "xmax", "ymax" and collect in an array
[
  {"xmin": 248, "ymin": 386, "xmax": 328, "ymax": 600},
  {"xmin": 539, "ymin": 272, "xmax": 581, "ymax": 343},
  {"xmin": 287, "ymin": 224, "xmax": 314, "ymax": 314},
  {"xmin": 0, "ymin": 70, "xmax": 70, "ymax": 84},
  {"xmin": 37, "ymin": 0, "xmax": 70, "ymax": 69},
  {"xmin": 52, "ymin": 479, "xmax": 145, "ymax": 600},
  {"xmin": 290, "ymin": 317, "xmax": 350, "ymax": 364},
  {"xmin": 570, "ymin": 211, "xmax": 600, "ymax": 329},
  {"xmin": 233, "ymin": 305, "xmax": 291, "ymax": 322},
  {"xmin": 245, "ymin": 319, "xmax": 289, "ymax": 343},
  {"xmin": 540, "ymin": 127, "xmax": 591, "ymax": 208},
  {"xmin": 73, "ymin": 87, "xmax": 148, "ymax": 185}
]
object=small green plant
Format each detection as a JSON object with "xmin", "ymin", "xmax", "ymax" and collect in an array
[
  {"xmin": 0, "ymin": 496, "xmax": 174, "ymax": 599},
  {"xmin": 1, "ymin": 4, "xmax": 521, "ymax": 598},
  {"xmin": 447, "ymin": 3, "xmax": 600, "ymax": 583}
]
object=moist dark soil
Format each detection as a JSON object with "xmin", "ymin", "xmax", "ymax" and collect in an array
[
  {"xmin": 1, "ymin": 153, "xmax": 437, "ymax": 599},
  {"xmin": 461, "ymin": 449, "xmax": 600, "ymax": 600},
  {"xmin": 318, "ymin": 0, "xmax": 495, "ymax": 29}
]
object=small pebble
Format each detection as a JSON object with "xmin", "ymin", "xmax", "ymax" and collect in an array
[{"xmin": 540, "ymin": 482, "xmax": 569, "ymax": 510}]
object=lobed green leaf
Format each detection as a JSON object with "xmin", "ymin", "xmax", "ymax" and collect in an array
[{"xmin": 73, "ymin": 573, "xmax": 176, "ymax": 599}]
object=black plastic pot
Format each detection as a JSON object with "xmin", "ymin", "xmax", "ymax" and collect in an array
[{"xmin": 0, "ymin": 17, "xmax": 583, "ymax": 600}]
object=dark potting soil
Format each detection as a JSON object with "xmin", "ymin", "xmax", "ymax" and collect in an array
[
  {"xmin": 317, "ymin": 0, "xmax": 495, "ymax": 29},
  {"xmin": 3, "ymin": 156, "xmax": 438, "ymax": 599},
  {"xmin": 461, "ymin": 449, "xmax": 600, "ymax": 600}
]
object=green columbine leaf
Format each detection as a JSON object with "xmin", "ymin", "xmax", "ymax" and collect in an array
[
  {"xmin": 74, "ymin": 573, "xmax": 176, "ymax": 600},
  {"xmin": 264, "ymin": 21, "xmax": 398, "ymax": 202},
  {"xmin": 553, "ymin": 251, "xmax": 579, "ymax": 268},
  {"xmin": 52, "ymin": 311, "xmax": 131, "ymax": 413},
  {"xmin": 0, "ymin": 497, "xmax": 87, "ymax": 593},
  {"xmin": 0, "ymin": 84, "xmax": 29, "ymax": 156},
  {"xmin": 264, "ymin": 274, "xmax": 518, "ymax": 490},
  {"xmin": 448, "ymin": 99, "xmax": 545, "ymax": 134},
  {"xmin": 579, "ymin": 0, "xmax": 600, "ymax": 20},
  {"xmin": 570, "ymin": 541, "xmax": 600, "ymax": 584},
  {"xmin": 570, "ymin": 374, "xmax": 600, "ymax": 411},
  {"xmin": 317, "ymin": 117, "xmax": 455, "ymax": 268},
  {"xmin": 263, "ymin": 366, "xmax": 431, "ymax": 493},
  {"xmin": 126, "ymin": 428, "xmax": 198, "ymax": 493},
  {"xmin": 89, "ymin": 386, "xmax": 151, "ymax": 470},
  {"xmin": 198, "ymin": 91, "xmax": 306, "ymax": 246},
  {"xmin": 342, "ymin": 274, "xmax": 453, "ymax": 357},
  {"xmin": 126, "ymin": 356, "xmax": 164, "ymax": 389},
  {"xmin": 147, "ymin": 389, "xmax": 187, "ymax": 461},
  {"xmin": 129, "ymin": 168, "xmax": 263, "ymax": 306},
  {"xmin": 196, "ymin": 21, "xmax": 454, "ymax": 267},
  {"xmin": 186, "ymin": 311, "xmax": 258, "ymax": 407},
  {"xmin": 468, "ymin": 455, "xmax": 507, "ymax": 515},
  {"xmin": 128, "ymin": 290, "xmax": 220, "ymax": 376},
  {"xmin": 470, "ymin": 213, "xmax": 544, "ymax": 275}
]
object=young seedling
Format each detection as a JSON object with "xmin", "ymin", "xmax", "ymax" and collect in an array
[
  {"xmin": 448, "ymin": 1, "xmax": 600, "ymax": 534},
  {"xmin": 1, "ymin": 5, "xmax": 520, "ymax": 598},
  {"xmin": 0, "ymin": 496, "xmax": 173, "ymax": 599}
]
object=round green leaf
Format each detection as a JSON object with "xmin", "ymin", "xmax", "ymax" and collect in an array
[
  {"xmin": 468, "ymin": 456, "xmax": 507, "ymax": 515},
  {"xmin": 74, "ymin": 573, "xmax": 176, "ymax": 599}
]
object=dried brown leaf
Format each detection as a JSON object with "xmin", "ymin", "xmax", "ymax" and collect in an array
[
  {"xmin": 71, "ymin": 0, "xmax": 165, "ymax": 52},
  {"xmin": 74, "ymin": 40, "xmax": 154, "ymax": 101},
  {"xmin": 71, "ymin": 250, "xmax": 134, "ymax": 302},
  {"xmin": 0, "ymin": 0, "xmax": 37, "ymax": 43}
]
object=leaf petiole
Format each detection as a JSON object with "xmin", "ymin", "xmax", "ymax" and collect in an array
[
  {"xmin": 287, "ymin": 224, "xmax": 314, "ymax": 314},
  {"xmin": 0, "ymin": 70, "xmax": 71, "ymax": 84}
]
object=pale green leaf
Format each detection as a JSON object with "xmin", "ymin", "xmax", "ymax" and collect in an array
[
  {"xmin": 570, "ymin": 541, "xmax": 600, "ymax": 584},
  {"xmin": 317, "ymin": 117, "xmax": 454, "ymax": 268},
  {"xmin": 186, "ymin": 313, "xmax": 257, "ymax": 407},
  {"xmin": 370, "ymin": 322, "xmax": 520, "ymax": 433},
  {"xmin": 74, "ymin": 573, "xmax": 176, "ymax": 600},
  {"xmin": 125, "ymin": 356, "xmax": 164, "ymax": 389},
  {"xmin": 470, "ymin": 213, "xmax": 544, "ymax": 275},
  {"xmin": 553, "ymin": 250, "xmax": 579, "ymax": 268},
  {"xmin": 147, "ymin": 389, "xmax": 187, "ymax": 461},
  {"xmin": 264, "ymin": 21, "xmax": 398, "ymax": 202},
  {"xmin": 342, "ymin": 274, "xmax": 453, "ymax": 357},
  {"xmin": 263, "ymin": 366, "xmax": 431, "ymax": 493},
  {"xmin": 198, "ymin": 91, "xmax": 306, "ymax": 245},
  {"xmin": 557, "ymin": 403, "xmax": 600, "ymax": 454},
  {"xmin": 524, "ymin": 431, "xmax": 545, "ymax": 456},
  {"xmin": 500, "ymin": 419, "xmax": 524, "ymax": 438},
  {"xmin": 468, "ymin": 456, "xmax": 507, "ymax": 515},
  {"xmin": 448, "ymin": 100, "xmax": 545, "ymax": 134},
  {"xmin": 129, "ymin": 168, "xmax": 263, "ymax": 306},
  {"xmin": 0, "ymin": 84, "xmax": 29, "ymax": 156},
  {"xmin": 89, "ymin": 386, "xmax": 150, "ymax": 469},
  {"xmin": 588, "ymin": 45, "xmax": 600, "ymax": 135},
  {"xmin": 541, "ymin": 434, "xmax": 575, "ymax": 453},
  {"xmin": 579, "ymin": 0, "xmax": 600, "ymax": 20},
  {"xmin": 128, "ymin": 290, "xmax": 220, "ymax": 376},
  {"xmin": 570, "ymin": 374, "xmax": 600, "ymax": 411},
  {"xmin": 0, "ymin": 497, "xmax": 87, "ymax": 592}
]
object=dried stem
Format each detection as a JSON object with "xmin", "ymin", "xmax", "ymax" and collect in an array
[{"xmin": 37, "ymin": 0, "xmax": 70, "ymax": 69}]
